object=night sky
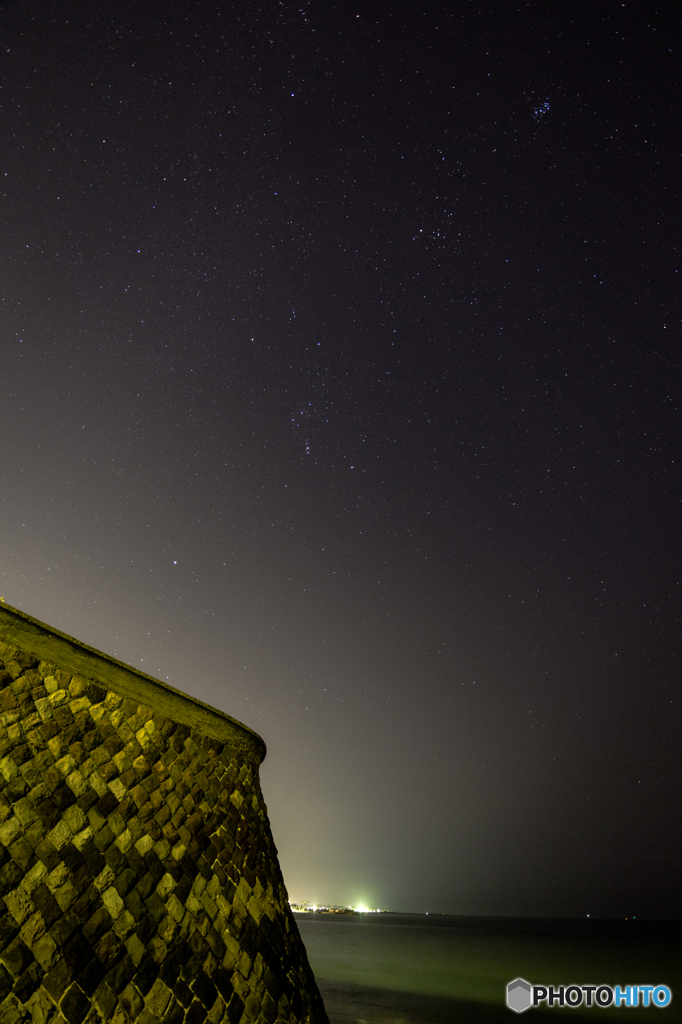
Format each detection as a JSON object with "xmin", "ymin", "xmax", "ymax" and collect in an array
[{"xmin": 1, "ymin": 1, "xmax": 680, "ymax": 918}]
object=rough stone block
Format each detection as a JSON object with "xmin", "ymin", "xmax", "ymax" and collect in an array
[{"xmin": 60, "ymin": 983, "xmax": 91, "ymax": 1024}]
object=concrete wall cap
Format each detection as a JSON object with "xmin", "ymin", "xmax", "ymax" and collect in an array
[{"xmin": 0, "ymin": 602, "xmax": 266, "ymax": 764}]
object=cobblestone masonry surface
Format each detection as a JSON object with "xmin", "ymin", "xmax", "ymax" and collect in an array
[{"xmin": 0, "ymin": 604, "xmax": 328, "ymax": 1024}]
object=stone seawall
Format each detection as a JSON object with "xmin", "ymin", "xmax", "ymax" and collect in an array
[{"xmin": 0, "ymin": 604, "xmax": 327, "ymax": 1024}]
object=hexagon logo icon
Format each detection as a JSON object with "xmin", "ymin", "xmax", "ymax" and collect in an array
[{"xmin": 507, "ymin": 978, "xmax": 532, "ymax": 1013}]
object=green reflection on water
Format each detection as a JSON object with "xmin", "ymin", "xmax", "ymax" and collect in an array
[{"xmin": 296, "ymin": 916, "xmax": 681, "ymax": 1018}]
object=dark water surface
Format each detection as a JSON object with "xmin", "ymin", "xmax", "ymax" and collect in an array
[{"xmin": 294, "ymin": 914, "xmax": 681, "ymax": 1024}]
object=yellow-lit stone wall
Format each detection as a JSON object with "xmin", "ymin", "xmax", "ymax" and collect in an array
[{"xmin": 0, "ymin": 606, "xmax": 327, "ymax": 1024}]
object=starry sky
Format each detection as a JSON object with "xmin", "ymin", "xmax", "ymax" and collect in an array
[{"xmin": 1, "ymin": 1, "xmax": 680, "ymax": 918}]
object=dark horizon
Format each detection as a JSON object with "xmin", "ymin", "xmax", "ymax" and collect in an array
[
  {"xmin": 296, "ymin": 910, "xmax": 682, "ymax": 926},
  {"xmin": 1, "ymin": 0, "xmax": 680, "ymax": 919}
]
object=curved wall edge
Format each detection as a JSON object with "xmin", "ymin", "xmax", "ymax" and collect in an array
[
  {"xmin": 0, "ymin": 604, "xmax": 328, "ymax": 1024},
  {"xmin": 0, "ymin": 605, "xmax": 265, "ymax": 766}
]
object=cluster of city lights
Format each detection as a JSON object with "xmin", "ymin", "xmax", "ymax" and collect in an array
[{"xmin": 289, "ymin": 901, "xmax": 385, "ymax": 914}]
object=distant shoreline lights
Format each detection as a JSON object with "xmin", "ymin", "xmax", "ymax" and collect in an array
[{"xmin": 289, "ymin": 901, "xmax": 387, "ymax": 914}]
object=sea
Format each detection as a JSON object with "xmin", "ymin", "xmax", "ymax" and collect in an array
[{"xmin": 294, "ymin": 913, "xmax": 682, "ymax": 1024}]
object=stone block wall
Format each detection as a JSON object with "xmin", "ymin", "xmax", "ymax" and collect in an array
[{"xmin": 0, "ymin": 605, "xmax": 327, "ymax": 1024}]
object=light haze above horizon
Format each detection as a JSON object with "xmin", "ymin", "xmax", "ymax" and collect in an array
[{"xmin": 1, "ymin": 1, "xmax": 679, "ymax": 919}]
